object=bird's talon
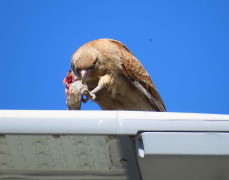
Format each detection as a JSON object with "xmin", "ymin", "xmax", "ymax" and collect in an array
[
  {"xmin": 80, "ymin": 87, "xmax": 89, "ymax": 95},
  {"xmin": 79, "ymin": 87, "xmax": 96, "ymax": 100},
  {"xmin": 89, "ymin": 93, "xmax": 96, "ymax": 100}
]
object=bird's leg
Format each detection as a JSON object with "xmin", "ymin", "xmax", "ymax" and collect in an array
[
  {"xmin": 81, "ymin": 74, "xmax": 113, "ymax": 100},
  {"xmin": 90, "ymin": 85, "xmax": 103, "ymax": 95}
]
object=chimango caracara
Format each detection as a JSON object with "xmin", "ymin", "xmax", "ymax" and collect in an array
[{"xmin": 70, "ymin": 39, "xmax": 166, "ymax": 111}]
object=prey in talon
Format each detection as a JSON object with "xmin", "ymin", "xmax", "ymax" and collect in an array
[{"xmin": 63, "ymin": 70, "xmax": 90, "ymax": 110}]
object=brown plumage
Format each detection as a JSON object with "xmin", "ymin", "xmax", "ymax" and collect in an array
[{"xmin": 71, "ymin": 39, "xmax": 166, "ymax": 111}]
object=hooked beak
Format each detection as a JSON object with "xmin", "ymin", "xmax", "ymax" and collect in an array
[{"xmin": 80, "ymin": 70, "xmax": 87, "ymax": 81}]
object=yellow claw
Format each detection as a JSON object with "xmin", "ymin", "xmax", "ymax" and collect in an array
[{"xmin": 80, "ymin": 87, "xmax": 96, "ymax": 101}]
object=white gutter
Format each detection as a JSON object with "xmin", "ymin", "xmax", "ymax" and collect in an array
[{"xmin": 0, "ymin": 110, "xmax": 229, "ymax": 135}]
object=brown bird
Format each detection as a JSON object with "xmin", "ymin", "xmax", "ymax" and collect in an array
[{"xmin": 71, "ymin": 39, "xmax": 166, "ymax": 111}]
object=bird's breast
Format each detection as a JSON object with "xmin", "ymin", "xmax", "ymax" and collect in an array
[{"xmin": 95, "ymin": 78, "xmax": 155, "ymax": 111}]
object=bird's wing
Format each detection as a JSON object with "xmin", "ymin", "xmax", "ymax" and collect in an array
[{"xmin": 109, "ymin": 39, "xmax": 166, "ymax": 112}]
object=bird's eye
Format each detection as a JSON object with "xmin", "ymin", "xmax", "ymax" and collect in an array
[
  {"xmin": 71, "ymin": 63, "xmax": 77, "ymax": 74},
  {"xmin": 88, "ymin": 59, "xmax": 97, "ymax": 71},
  {"xmin": 88, "ymin": 64, "xmax": 95, "ymax": 70},
  {"xmin": 76, "ymin": 69, "xmax": 81, "ymax": 74},
  {"xmin": 73, "ymin": 68, "xmax": 81, "ymax": 76}
]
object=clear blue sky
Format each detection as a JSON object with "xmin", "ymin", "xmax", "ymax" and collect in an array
[{"xmin": 0, "ymin": 0, "xmax": 228, "ymax": 114}]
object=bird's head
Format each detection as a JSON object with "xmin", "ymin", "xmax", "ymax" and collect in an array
[{"xmin": 71, "ymin": 47, "xmax": 101, "ymax": 82}]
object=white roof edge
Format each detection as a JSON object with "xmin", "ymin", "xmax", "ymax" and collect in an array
[{"xmin": 0, "ymin": 110, "xmax": 229, "ymax": 135}]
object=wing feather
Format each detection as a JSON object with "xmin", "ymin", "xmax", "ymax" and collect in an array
[{"xmin": 110, "ymin": 39, "xmax": 166, "ymax": 112}]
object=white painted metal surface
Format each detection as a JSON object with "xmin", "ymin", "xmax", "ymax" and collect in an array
[
  {"xmin": 137, "ymin": 132, "xmax": 229, "ymax": 180},
  {"xmin": 138, "ymin": 132, "xmax": 229, "ymax": 157},
  {"xmin": 1, "ymin": 110, "xmax": 229, "ymax": 180},
  {"xmin": 0, "ymin": 110, "xmax": 229, "ymax": 134}
]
